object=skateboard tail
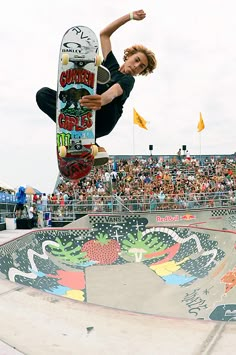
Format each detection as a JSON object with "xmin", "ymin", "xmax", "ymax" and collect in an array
[{"xmin": 58, "ymin": 145, "xmax": 94, "ymax": 180}]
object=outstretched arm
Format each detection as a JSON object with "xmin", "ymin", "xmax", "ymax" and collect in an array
[
  {"xmin": 79, "ymin": 10, "xmax": 146, "ymax": 110},
  {"xmin": 79, "ymin": 83, "xmax": 123, "ymax": 110},
  {"xmin": 100, "ymin": 9, "xmax": 146, "ymax": 60}
]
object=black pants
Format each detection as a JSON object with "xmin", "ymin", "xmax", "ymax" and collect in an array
[
  {"xmin": 36, "ymin": 87, "xmax": 118, "ymax": 139},
  {"xmin": 36, "ymin": 87, "xmax": 57, "ymax": 123}
]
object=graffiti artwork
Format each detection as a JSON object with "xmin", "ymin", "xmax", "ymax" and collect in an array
[{"xmin": 0, "ymin": 212, "xmax": 235, "ymax": 321}]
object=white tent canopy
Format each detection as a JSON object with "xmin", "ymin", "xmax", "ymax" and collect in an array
[{"xmin": 0, "ymin": 180, "xmax": 15, "ymax": 192}]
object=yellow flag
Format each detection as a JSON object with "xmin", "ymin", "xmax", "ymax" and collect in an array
[
  {"xmin": 197, "ymin": 112, "xmax": 205, "ymax": 132},
  {"xmin": 133, "ymin": 108, "xmax": 148, "ymax": 130}
]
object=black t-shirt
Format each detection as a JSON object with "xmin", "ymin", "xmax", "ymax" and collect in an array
[{"xmin": 95, "ymin": 51, "xmax": 135, "ymax": 138}]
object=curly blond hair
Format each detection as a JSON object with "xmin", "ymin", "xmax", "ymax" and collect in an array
[{"xmin": 123, "ymin": 44, "xmax": 157, "ymax": 76}]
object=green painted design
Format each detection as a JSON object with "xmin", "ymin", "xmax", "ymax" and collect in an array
[
  {"xmin": 94, "ymin": 233, "xmax": 111, "ymax": 245},
  {"xmin": 61, "ymin": 106, "xmax": 89, "ymax": 116},
  {"xmin": 47, "ymin": 237, "xmax": 88, "ymax": 265},
  {"xmin": 121, "ymin": 230, "xmax": 167, "ymax": 262}
]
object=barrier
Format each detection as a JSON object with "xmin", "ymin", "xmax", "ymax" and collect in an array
[
  {"xmin": 5, "ymin": 218, "xmax": 16, "ymax": 230},
  {"xmin": 44, "ymin": 212, "xmax": 52, "ymax": 227}
]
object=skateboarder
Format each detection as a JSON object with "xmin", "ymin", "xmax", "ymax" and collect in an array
[{"xmin": 36, "ymin": 9, "xmax": 157, "ymax": 166}]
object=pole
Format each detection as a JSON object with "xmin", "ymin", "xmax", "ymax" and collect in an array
[
  {"xmin": 199, "ymin": 132, "xmax": 202, "ymax": 165},
  {"xmin": 133, "ymin": 121, "xmax": 135, "ymax": 156}
]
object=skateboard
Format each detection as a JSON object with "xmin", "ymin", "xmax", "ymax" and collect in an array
[{"xmin": 56, "ymin": 26, "xmax": 110, "ymax": 180}]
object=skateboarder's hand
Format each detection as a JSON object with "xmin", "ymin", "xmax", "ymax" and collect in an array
[
  {"xmin": 80, "ymin": 95, "xmax": 102, "ymax": 110},
  {"xmin": 132, "ymin": 9, "xmax": 146, "ymax": 21}
]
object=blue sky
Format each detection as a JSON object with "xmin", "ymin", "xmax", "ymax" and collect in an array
[{"xmin": 0, "ymin": 0, "xmax": 235, "ymax": 193}]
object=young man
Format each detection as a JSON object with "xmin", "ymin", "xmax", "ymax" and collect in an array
[
  {"xmin": 15, "ymin": 186, "xmax": 27, "ymax": 218},
  {"xmin": 36, "ymin": 9, "xmax": 157, "ymax": 166}
]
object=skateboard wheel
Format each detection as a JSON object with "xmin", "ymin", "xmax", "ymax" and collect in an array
[
  {"xmin": 91, "ymin": 144, "xmax": 98, "ymax": 157},
  {"xmin": 59, "ymin": 146, "xmax": 67, "ymax": 157},
  {"xmin": 95, "ymin": 55, "xmax": 102, "ymax": 66},
  {"xmin": 61, "ymin": 53, "xmax": 69, "ymax": 65}
]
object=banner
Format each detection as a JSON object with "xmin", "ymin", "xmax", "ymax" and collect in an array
[
  {"xmin": 197, "ymin": 112, "xmax": 205, "ymax": 132},
  {"xmin": 133, "ymin": 108, "xmax": 148, "ymax": 130}
]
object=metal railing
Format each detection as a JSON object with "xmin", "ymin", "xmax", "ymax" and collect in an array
[
  {"xmin": 47, "ymin": 192, "xmax": 236, "ymax": 222},
  {"xmin": 0, "ymin": 192, "xmax": 235, "ymax": 226}
]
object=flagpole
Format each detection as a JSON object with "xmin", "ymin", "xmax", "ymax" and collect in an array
[
  {"xmin": 198, "ymin": 112, "xmax": 205, "ymax": 165},
  {"xmin": 133, "ymin": 121, "xmax": 135, "ymax": 156},
  {"xmin": 199, "ymin": 131, "xmax": 202, "ymax": 165},
  {"xmin": 133, "ymin": 108, "xmax": 148, "ymax": 157}
]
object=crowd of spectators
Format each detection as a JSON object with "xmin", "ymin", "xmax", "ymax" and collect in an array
[{"xmin": 49, "ymin": 153, "xmax": 236, "ymax": 214}]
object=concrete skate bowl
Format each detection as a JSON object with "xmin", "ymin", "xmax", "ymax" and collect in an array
[{"xmin": 0, "ymin": 207, "xmax": 236, "ymax": 322}]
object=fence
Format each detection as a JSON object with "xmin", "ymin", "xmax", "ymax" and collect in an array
[
  {"xmin": 61, "ymin": 192, "xmax": 235, "ymax": 213},
  {"xmin": 0, "ymin": 191, "xmax": 235, "ymax": 227}
]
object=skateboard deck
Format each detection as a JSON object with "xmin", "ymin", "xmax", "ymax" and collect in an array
[{"xmin": 56, "ymin": 26, "xmax": 110, "ymax": 180}]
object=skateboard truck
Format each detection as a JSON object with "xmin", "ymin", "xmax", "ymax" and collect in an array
[
  {"xmin": 58, "ymin": 139, "xmax": 98, "ymax": 158},
  {"xmin": 61, "ymin": 53, "xmax": 111, "ymax": 84}
]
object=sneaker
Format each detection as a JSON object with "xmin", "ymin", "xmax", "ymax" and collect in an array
[{"xmin": 94, "ymin": 146, "xmax": 109, "ymax": 166}]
